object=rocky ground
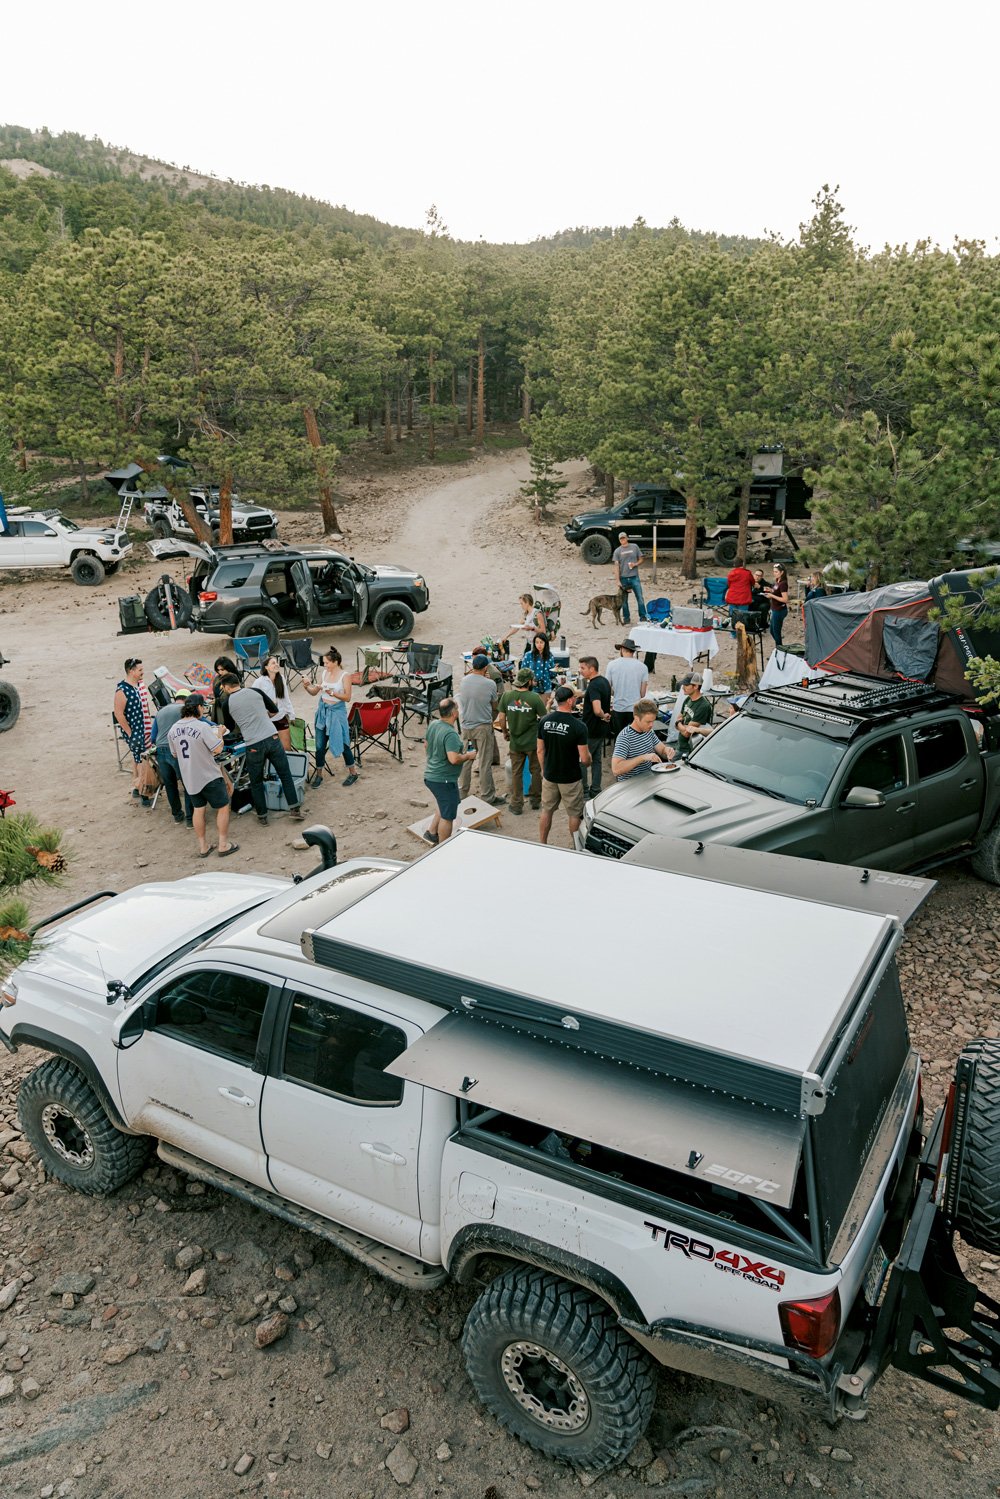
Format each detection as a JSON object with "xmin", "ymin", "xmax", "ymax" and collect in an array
[{"xmin": 1, "ymin": 452, "xmax": 999, "ymax": 1497}]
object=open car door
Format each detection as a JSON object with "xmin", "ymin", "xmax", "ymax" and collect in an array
[
  {"xmin": 349, "ymin": 565, "xmax": 370, "ymax": 628},
  {"xmin": 290, "ymin": 558, "xmax": 318, "ymax": 628}
]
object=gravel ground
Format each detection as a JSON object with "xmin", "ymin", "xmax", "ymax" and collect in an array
[{"xmin": 1, "ymin": 454, "xmax": 999, "ymax": 1497}]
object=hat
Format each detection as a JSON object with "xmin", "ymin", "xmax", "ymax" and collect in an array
[
  {"xmin": 615, "ymin": 638, "xmax": 637, "ymax": 652},
  {"xmin": 554, "ymin": 684, "xmax": 575, "ymax": 703},
  {"xmin": 174, "ymin": 687, "xmax": 192, "ymax": 699},
  {"xmin": 471, "ymin": 653, "xmax": 489, "ymax": 669},
  {"xmin": 515, "ymin": 667, "xmax": 533, "ymax": 686},
  {"xmin": 618, "ymin": 531, "xmax": 629, "ymax": 539},
  {"xmin": 681, "ymin": 671, "xmax": 703, "ymax": 687}
]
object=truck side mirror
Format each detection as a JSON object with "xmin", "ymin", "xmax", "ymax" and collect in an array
[
  {"xmin": 842, "ymin": 786, "xmax": 886, "ymax": 810},
  {"xmin": 112, "ymin": 1000, "xmax": 153, "ymax": 1050}
]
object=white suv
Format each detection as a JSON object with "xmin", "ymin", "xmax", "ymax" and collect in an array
[{"xmin": 0, "ymin": 508, "xmax": 131, "ymax": 584}]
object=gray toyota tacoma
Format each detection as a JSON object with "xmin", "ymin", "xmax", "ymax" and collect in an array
[{"xmin": 584, "ymin": 673, "xmax": 1000, "ymax": 882}]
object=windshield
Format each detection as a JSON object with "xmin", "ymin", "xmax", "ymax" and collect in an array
[
  {"xmin": 690, "ymin": 714, "xmax": 847, "ymax": 804},
  {"xmin": 52, "ymin": 513, "xmax": 78, "ymax": 531}
]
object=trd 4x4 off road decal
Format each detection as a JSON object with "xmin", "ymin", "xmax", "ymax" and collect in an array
[{"xmin": 643, "ymin": 1222, "xmax": 786, "ymax": 1291}]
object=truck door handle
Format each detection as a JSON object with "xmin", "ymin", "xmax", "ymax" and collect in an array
[
  {"xmin": 896, "ymin": 801, "xmax": 916, "ymax": 813},
  {"xmin": 218, "ymin": 1087, "xmax": 256, "ymax": 1108},
  {"xmin": 360, "ymin": 1142, "xmax": 406, "ymax": 1165},
  {"xmin": 960, "ymin": 779, "xmax": 978, "ymax": 790}
]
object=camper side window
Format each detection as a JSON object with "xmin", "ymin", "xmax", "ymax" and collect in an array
[{"xmin": 912, "ymin": 721, "xmax": 967, "ymax": 780}]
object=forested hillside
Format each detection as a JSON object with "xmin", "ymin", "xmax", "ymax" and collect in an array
[{"xmin": 1, "ymin": 126, "xmax": 998, "ymax": 581}]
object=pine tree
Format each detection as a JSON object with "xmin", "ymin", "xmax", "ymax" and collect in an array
[{"xmin": 0, "ymin": 815, "xmax": 69, "ymax": 974}]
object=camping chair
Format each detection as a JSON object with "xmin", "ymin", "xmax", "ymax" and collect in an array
[
  {"xmin": 281, "ymin": 636, "xmax": 318, "ymax": 688},
  {"xmin": 646, "ymin": 597, "xmax": 671, "ymax": 623},
  {"xmin": 0, "ymin": 789, "xmax": 15, "ymax": 818},
  {"xmin": 288, "ymin": 715, "xmax": 317, "ymax": 771},
  {"xmin": 184, "ymin": 662, "xmax": 216, "ymax": 699},
  {"xmin": 348, "ymin": 697, "xmax": 403, "ymax": 765},
  {"xmin": 113, "ymin": 714, "xmax": 132, "ymax": 772},
  {"xmin": 406, "ymin": 642, "xmax": 443, "ymax": 677},
  {"xmin": 233, "ymin": 635, "xmax": 270, "ymax": 681},
  {"xmin": 702, "ymin": 577, "xmax": 729, "ymax": 611}
]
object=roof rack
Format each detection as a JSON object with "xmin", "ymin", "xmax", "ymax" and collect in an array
[{"xmin": 750, "ymin": 673, "xmax": 958, "ymax": 739}]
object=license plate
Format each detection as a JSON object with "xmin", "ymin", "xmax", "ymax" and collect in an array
[{"xmin": 863, "ymin": 1244, "xmax": 890, "ymax": 1306}]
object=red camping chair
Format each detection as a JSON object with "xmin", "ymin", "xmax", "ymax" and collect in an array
[
  {"xmin": 0, "ymin": 790, "xmax": 14, "ymax": 818},
  {"xmin": 349, "ymin": 697, "xmax": 403, "ymax": 765}
]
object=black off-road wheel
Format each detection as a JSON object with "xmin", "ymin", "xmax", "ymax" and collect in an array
[
  {"xmin": 0, "ymin": 678, "xmax": 20, "ymax": 732},
  {"xmin": 971, "ymin": 818, "xmax": 1000, "ymax": 885},
  {"xmin": 371, "ymin": 600, "xmax": 415, "ymax": 641},
  {"xmin": 461, "ymin": 1267, "xmax": 656, "ymax": 1473},
  {"xmin": 713, "ymin": 537, "xmax": 739, "ymax": 566},
  {"xmin": 951, "ymin": 1038, "xmax": 1000, "ymax": 1254},
  {"xmin": 151, "ymin": 518, "xmax": 172, "ymax": 540},
  {"xmin": 144, "ymin": 578, "xmax": 194, "ymax": 631},
  {"xmin": 580, "ymin": 534, "xmax": 613, "ymax": 566},
  {"xmin": 234, "ymin": 612, "xmax": 280, "ymax": 653},
  {"xmin": 18, "ymin": 1058, "xmax": 150, "ymax": 1196},
  {"xmin": 70, "ymin": 554, "xmax": 105, "ymax": 586}
]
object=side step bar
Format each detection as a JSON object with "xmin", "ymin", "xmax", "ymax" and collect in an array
[{"xmin": 156, "ymin": 1142, "xmax": 447, "ymax": 1289}]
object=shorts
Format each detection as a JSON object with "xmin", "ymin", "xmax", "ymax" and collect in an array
[
  {"xmin": 189, "ymin": 776, "xmax": 230, "ymax": 810},
  {"xmin": 540, "ymin": 779, "xmax": 585, "ymax": 817},
  {"xmin": 425, "ymin": 778, "xmax": 460, "ymax": 822}
]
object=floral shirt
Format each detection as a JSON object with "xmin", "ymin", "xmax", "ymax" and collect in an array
[{"xmin": 520, "ymin": 648, "xmax": 557, "ymax": 694}]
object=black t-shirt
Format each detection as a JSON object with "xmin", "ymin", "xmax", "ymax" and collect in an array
[
  {"xmin": 582, "ymin": 675, "xmax": 612, "ymax": 737},
  {"xmin": 538, "ymin": 711, "xmax": 589, "ymax": 783}
]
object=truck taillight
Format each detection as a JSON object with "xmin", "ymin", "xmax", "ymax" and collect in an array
[
  {"xmin": 778, "ymin": 1288, "xmax": 840, "ymax": 1359},
  {"xmin": 198, "ymin": 592, "xmax": 218, "ymax": 603}
]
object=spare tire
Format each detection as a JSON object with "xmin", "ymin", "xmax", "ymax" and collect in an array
[
  {"xmin": 144, "ymin": 578, "xmax": 194, "ymax": 631},
  {"xmin": 0, "ymin": 678, "xmax": 21, "ymax": 733},
  {"xmin": 70, "ymin": 554, "xmax": 105, "ymax": 586},
  {"xmin": 950, "ymin": 1038, "xmax": 1000, "ymax": 1254}
]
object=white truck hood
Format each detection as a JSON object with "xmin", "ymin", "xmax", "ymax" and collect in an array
[{"xmin": 20, "ymin": 872, "xmax": 289, "ymax": 999}]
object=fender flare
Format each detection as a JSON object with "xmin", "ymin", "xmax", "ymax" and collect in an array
[
  {"xmin": 446, "ymin": 1222, "xmax": 646, "ymax": 1324},
  {"xmin": 6, "ymin": 1024, "xmax": 138, "ymax": 1135}
]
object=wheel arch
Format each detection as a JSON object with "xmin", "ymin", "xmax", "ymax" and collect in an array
[
  {"xmin": 446, "ymin": 1223, "xmax": 646, "ymax": 1324},
  {"xmin": 6, "ymin": 1024, "xmax": 137, "ymax": 1135}
]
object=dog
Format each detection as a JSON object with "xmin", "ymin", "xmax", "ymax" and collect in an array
[{"xmin": 580, "ymin": 590, "xmax": 626, "ymax": 628}]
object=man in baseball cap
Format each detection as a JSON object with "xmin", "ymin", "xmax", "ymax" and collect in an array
[
  {"xmin": 497, "ymin": 667, "xmax": 548, "ymax": 815},
  {"xmin": 612, "ymin": 530, "xmax": 647, "ymax": 625},
  {"xmin": 676, "ymin": 672, "xmax": 713, "ymax": 757}
]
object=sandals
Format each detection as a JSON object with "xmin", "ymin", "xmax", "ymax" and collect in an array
[
  {"xmin": 197, "ymin": 846, "xmax": 216, "ymax": 859},
  {"xmin": 218, "ymin": 843, "xmax": 240, "ymax": 858}
]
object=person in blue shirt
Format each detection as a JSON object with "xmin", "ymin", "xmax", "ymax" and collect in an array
[{"xmin": 520, "ymin": 633, "xmax": 557, "ymax": 695}]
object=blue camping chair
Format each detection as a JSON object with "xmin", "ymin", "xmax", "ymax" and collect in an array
[
  {"xmin": 232, "ymin": 634, "xmax": 270, "ymax": 681},
  {"xmin": 702, "ymin": 578, "xmax": 729, "ymax": 610},
  {"xmin": 646, "ymin": 597, "xmax": 671, "ymax": 623}
]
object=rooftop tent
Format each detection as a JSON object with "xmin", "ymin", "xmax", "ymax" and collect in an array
[
  {"xmin": 804, "ymin": 579, "xmax": 971, "ymax": 698},
  {"xmin": 928, "ymin": 567, "xmax": 1000, "ymax": 682},
  {"xmin": 103, "ymin": 455, "xmax": 192, "ymax": 494}
]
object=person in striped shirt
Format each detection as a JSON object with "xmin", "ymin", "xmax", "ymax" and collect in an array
[{"xmin": 611, "ymin": 699, "xmax": 675, "ymax": 781}]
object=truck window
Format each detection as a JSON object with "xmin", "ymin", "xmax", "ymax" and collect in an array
[
  {"xmin": 281, "ymin": 993, "xmax": 405, "ymax": 1107},
  {"xmin": 625, "ymin": 496, "xmax": 655, "ymax": 517},
  {"xmin": 153, "ymin": 969, "xmax": 270, "ymax": 1063},
  {"xmin": 843, "ymin": 736, "xmax": 906, "ymax": 796},
  {"xmin": 691, "ymin": 715, "xmax": 846, "ymax": 803},
  {"xmin": 22, "ymin": 521, "xmax": 57, "ymax": 537},
  {"xmin": 912, "ymin": 720, "xmax": 967, "ymax": 779}
]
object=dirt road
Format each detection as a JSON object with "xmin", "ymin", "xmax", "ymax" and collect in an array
[{"xmin": 1, "ymin": 452, "xmax": 998, "ymax": 1497}]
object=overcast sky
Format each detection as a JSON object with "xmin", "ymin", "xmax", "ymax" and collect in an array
[{"xmin": 5, "ymin": 0, "xmax": 995, "ymax": 251}]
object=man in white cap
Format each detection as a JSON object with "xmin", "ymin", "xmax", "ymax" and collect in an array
[{"xmin": 612, "ymin": 530, "xmax": 647, "ymax": 625}]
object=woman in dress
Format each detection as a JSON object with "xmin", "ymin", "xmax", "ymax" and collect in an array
[
  {"xmin": 303, "ymin": 646, "xmax": 359, "ymax": 788},
  {"xmin": 520, "ymin": 632, "xmax": 557, "ymax": 695},
  {"xmin": 113, "ymin": 657, "xmax": 154, "ymax": 804},
  {"xmin": 764, "ymin": 564, "xmax": 790, "ymax": 648},
  {"xmin": 252, "ymin": 655, "xmax": 295, "ymax": 750}
]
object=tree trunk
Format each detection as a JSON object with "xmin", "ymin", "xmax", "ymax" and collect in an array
[
  {"xmin": 366, "ymin": 407, "xmax": 373, "ymax": 433},
  {"xmin": 604, "ymin": 472, "xmax": 615, "ymax": 508},
  {"xmin": 16, "ymin": 437, "xmax": 27, "ymax": 473},
  {"xmin": 382, "ymin": 385, "xmax": 392, "ymax": 454},
  {"xmin": 304, "ymin": 405, "xmax": 342, "ymax": 535},
  {"xmin": 406, "ymin": 380, "xmax": 413, "ymax": 433},
  {"xmin": 452, "ymin": 368, "xmax": 459, "ymax": 438},
  {"xmin": 217, "ymin": 471, "xmax": 234, "ymax": 547},
  {"xmin": 736, "ymin": 481, "xmax": 751, "ymax": 563},
  {"xmin": 476, "ymin": 328, "xmax": 486, "ymax": 445},
  {"xmin": 522, "ymin": 374, "xmax": 531, "ymax": 424},
  {"xmin": 428, "ymin": 350, "xmax": 436, "ymax": 461},
  {"xmin": 353, "ymin": 408, "xmax": 360, "ymax": 428},
  {"xmin": 466, "ymin": 360, "xmax": 474, "ymax": 434},
  {"xmin": 681, "ymin": 494, "xmax": 699, "ymax": 578},
  {"xmin": 173, "ymin": 487, "xmax": 213, "ymax": 543},
  {"xmin": 395, "ymin": 378, "xmax": 403, "ymax": 443}
]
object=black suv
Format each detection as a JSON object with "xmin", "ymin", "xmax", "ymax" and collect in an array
[{"xmin": 147, "ymin": 539, "xmax": 429, "ymax": 649}]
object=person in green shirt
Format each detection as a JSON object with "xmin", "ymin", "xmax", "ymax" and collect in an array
[
  {"xmin": 675, "ymin": 672, "xmax": 714, "ymax": 757},
  {"xmin": 497, "ymin": 668, "xmax": 548, "ymax": 815},
  {"xmin": 423, "ymin": 698, "xmax": 477, "ymax": 845}
]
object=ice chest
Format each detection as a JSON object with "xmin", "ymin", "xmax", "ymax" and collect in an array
[{"xmin": 263, "ymin": 751, "xmax": 308, "ymax": 811}]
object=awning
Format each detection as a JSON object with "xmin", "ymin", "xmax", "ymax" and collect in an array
[{"xmin": 387, "ymin": 1014, "xmax": 804, "ymax": 1208}]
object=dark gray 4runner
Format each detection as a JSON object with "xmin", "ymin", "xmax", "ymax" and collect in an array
[
  {"xmin": 147, "ymin": 539, "xmax": 429, "ymax": 648},
  {"xmin": 584, "ymin": 673, "xmax": 1000, "ymax": 883}
]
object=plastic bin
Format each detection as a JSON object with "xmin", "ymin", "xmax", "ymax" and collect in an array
[{"xmin": 263, "ymin": 751, "xmax": 308, "ymax": 811}]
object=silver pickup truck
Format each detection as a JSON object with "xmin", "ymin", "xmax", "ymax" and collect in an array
[{"xmin": 2, "ymin": 831, "xmax": 999, "ymax": 1473}]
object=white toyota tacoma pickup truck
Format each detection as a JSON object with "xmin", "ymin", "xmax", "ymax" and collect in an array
[
  {"xmin": 2, "ymin": 831, "xmax": 999, "ymax": 1473},
  {"xmin": 0, "ymin": 507, "xmax": 131, "ymax": 584}
]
